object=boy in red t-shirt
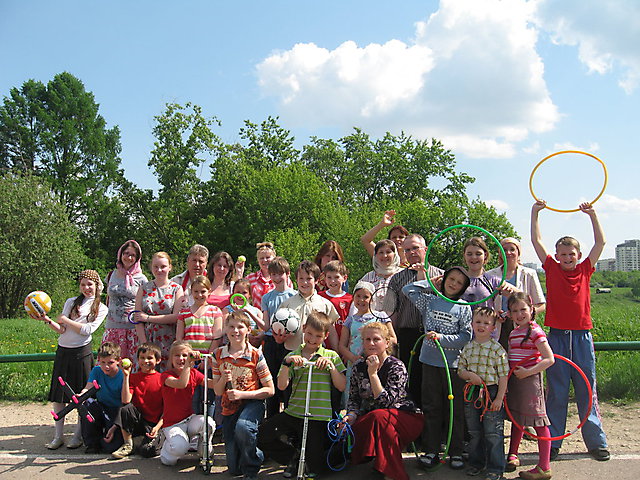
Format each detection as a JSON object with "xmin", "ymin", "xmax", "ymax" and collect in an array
[
  {"xmin": 318, "ymin": 260, "xmax": 352, "ymax": 341},
  {"xmin": 112, "ymin": 343, "xmax": 164, "ymax": 459},
  {"xmin": 531, "ymin": 200, "xmax": 609, "ymax": 462}
]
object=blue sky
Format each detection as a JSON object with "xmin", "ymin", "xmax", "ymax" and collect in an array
[{"xmin": 2, "ymin": 0, "xmax": 639, "ymax": 264}]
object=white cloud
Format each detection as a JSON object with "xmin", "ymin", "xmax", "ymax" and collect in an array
[
  {"xmin": 551, "ymin": 142, "xmax": 600, "ymax": 153},
  {"xmin": 596, "ymin": 194, "xmax": 640, "ymax": 214},
  {"xmin": 533, "ymin": 0, "xmax": 640, "ymax": 93},
  {"xmin": 485, "ymin": 199, "xmax": 510, "ymax": 211},
  {"xmin": 256, "ymin": 0, "xmax": 560, "ymax": 158}
]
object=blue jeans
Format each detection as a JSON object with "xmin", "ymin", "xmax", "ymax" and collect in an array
[
  {"xmin": 223, "ymin": 399, "xmax": 265, "ymax": 477},
  {"xmin": 465, "ymin": 384, "xmax": 505, "ymax": 474},
  {"xmin": 546, "ymin": 329, "xmax": 608, "ymax": 450}
]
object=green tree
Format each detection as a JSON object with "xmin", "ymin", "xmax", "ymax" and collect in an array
[
  {"xmin": 0, "ymin": 72, "xmax": 123, "ymax": 225},
  {"xmin": 0, "ymin": 173, "xmax": 85, "ymax": 318},
  {"xmin": 301, "ymin": 129, "xmax": 474, "ymax": 207},
  {"xmin": 140, "ymin": 106, "xmax": 519, "ymax": 281}
]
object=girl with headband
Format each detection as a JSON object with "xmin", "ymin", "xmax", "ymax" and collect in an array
[
  {"xmin": 103, "ymin": 240, "xmax": 148, "ymax": 361},
  {"xmin": 28, "ymin": 270, "xmax": 108, "ymax": 450}
]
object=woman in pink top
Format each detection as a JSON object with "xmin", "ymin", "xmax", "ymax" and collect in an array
[{"xmin": 206, "ymin": 251, "xmax": 236, "ymax": 310}]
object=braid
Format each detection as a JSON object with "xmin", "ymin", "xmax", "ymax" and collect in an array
[{"xmin": 507, "ymin": 292, "xmax": 536, "ymax": 347}]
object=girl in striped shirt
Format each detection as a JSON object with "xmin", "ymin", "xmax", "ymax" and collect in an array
[
  {"xmin": 176, "ymin": 275, "xmax": 223, "ymax": 354},
  {"xmin": 505, "ymin": 292, "xmax": 555, "ymax": 480}
]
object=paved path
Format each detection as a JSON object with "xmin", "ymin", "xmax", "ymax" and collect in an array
[{"xmin": 1, "ymin": 402, "xmax": 638, "ymax": 479}]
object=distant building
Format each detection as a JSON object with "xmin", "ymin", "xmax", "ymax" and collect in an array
[
  {"xmin": 615, "ymin": 239, "xmax": 640, "ymax": 272},
  {"xmin": 523, "ymin": 262, "xmax": 542, "ymax": 272},
  {"xmin": 596, "ymin": 258, "xmax": 617, "ymax": 272}
]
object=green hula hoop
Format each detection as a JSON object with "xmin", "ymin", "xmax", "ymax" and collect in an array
[
  {"xmin": 229, "ymin": 293, "xmax": 248, "ymax": 309},
  {"xmin": 407, "ymin": 336, "xmax": 453, "ymax": 471},
  {"xmin": 426, "ymin": 224, "xmax": 507, "ymax": 306}
]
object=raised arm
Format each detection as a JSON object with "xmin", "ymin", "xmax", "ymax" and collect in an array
[
  {"xmin": 530, "ymin": 200, "xmax": 549, "ymax": 263},
  {"xmin": 360, "ymin": 210, "xmax": 396, "ymax": 257},
  {"xmin": 581, "ymin": 202, "xmax": 606, "ymax": 266}
]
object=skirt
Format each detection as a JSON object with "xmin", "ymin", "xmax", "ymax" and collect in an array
[
  {"xmin": 506, "ymin": 372, "xmax": 550, "ymax": 427},
  {"xmin": 48, "ymin": 344, "xmax": 94, "ymax": 403},
  {"xmin": 102, "ymin": 328, "xmax": 139, "ymax": 361}
]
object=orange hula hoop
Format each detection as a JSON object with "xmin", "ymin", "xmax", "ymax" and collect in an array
[{"xmin": 529, "ymin": 150, "xmax": 608, "ymax": 213}]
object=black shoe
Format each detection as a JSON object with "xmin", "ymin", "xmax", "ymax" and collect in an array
[
  {"xmin": 549, "ymin": 447, "xmax": 559, "ymax": 461},
  {"xmin": 419, "ymin": 453, "xmax": 440, "ymax": 469},
  {"xmin": 282, "ymin": 460, "xmax": 297, "ymax": 478},
  {"xmin": 589, "ymin": 448, "xmax": 610, "ymax": 461},
  {"xmin": 85, "ymin": 445, "xmax": 101, "ymax": 454}
]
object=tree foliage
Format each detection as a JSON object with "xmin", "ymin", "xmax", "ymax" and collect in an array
[
  {"xmin": 2, "ymin": 73, "xmax": 521, "ymax": 286},
  {"xmin": 301, "ymin": 129, "xmax": 474, "ymax": 207},
  {"xmin": 123, "ymin": 102, "xmax": 518, "ymax": 281},
  {"xmin": 0, "ymin": 72, "xmax": 123, "ymax": 223},
  {"xmin": 0, "ymin": 173, "xmax": 85, "ymax": 318}
]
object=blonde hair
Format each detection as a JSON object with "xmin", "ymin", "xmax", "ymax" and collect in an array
[
  {"xmin": 151, "ymin": 251, "xmax": 172, "ymax": 268},
  {"xmin": 555, "ymin": 236, "xmax": 581, "ymax": 252},
  {"xmin": 360, "ymin": 322, "xmax": 392, "ymax": 354},
  {"xmin": 191, "ymin": 274, "xmax": 212, "ymax": 291},
  {"xmin": 168, "ymin": 340, "xmax": 193, "ymax": 368}
]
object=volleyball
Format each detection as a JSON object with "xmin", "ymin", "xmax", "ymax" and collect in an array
[
  {"xmin": 24, "ymin": 291, "xmax": 52, "ymax": 316},
  {"xmin": 271, "ymin": 308, "xmax": 301, "ymax": 335}
]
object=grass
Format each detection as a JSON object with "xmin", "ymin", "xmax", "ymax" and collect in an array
[
  {"xmin": 0, "ymin": 317, "xmax": 105, "ymax": 402},
  {"xmin": 589, "ymin": 287, "xmax": 640, "ymax": 402},
  {"xmin": 1, "ymin": 287, "xmax": 639, "ymax": 402}
]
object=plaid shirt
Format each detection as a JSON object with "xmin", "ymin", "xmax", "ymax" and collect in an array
[{"xmin": 458, "ymin": 338, "xmax": 509, "ymax": 385}]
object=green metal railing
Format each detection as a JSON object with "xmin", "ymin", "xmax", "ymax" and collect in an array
[{"xmin": 1, "ymin": 342, "xmax": 639, "ymax": 363}]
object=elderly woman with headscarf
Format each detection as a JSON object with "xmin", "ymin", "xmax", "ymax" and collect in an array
[
  {"xmin": 357, "ymin": 239, "xmax": 403, "ymax": 314},
  {"xmin": 103, "ymin": 239, "xmax": 148, "ymax": 360}
]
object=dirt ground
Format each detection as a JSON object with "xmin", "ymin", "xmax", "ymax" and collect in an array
[{"xmin": 1, "ymin": 401, "xmax": 639, "ymax": 479}]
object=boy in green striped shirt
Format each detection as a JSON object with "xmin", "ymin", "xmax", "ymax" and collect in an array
[{"xmin": 258, "ymin": 311, "xmax": 346, "ymax": 478}]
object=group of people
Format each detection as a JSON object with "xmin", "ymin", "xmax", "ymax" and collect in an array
[{"xmin": 30, "ymin": 204, "xmax": 610, "ymax": 480}]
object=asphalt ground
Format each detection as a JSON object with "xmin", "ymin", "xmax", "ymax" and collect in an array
[{"xmin": 1, "ymin": 402, "xmax": 638, "ymax": 479}]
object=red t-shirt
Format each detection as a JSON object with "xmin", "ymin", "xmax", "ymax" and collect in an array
[
  {"xmin": 318, "ymin": 290, "xmax": 352, "ymax": 339},
  {"xmin": 160, "ymin": 368, "xmax": 204, "ymax": 427},
  {"xmin": 129, "ymin": 371, "xmax": 163, "ymax": 424},
  {"xmin": 543, "ymin": 255, "xmax": 593, "ymax": 330}
]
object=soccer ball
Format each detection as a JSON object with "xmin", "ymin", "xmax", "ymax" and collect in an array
[
  {"xmin": 271, "ymin": 308, "xmax": 301, "ymax": 335},
  {"xmin": 25, "ymin": 291, "xmax": 52, "ymax": 316}
]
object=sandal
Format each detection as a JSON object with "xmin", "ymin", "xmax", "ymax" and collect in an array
[
  {"xmin": 519, "ymin": 465, "xmax": 552, "ymax": 480},
  {"xmin": 505, "ymin": 454, "xmax": 520, "ymax": 472}
]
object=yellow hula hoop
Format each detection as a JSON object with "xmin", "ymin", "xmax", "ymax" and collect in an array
[{"xmin": 529, "ymin": 150, "xmax": 608, "ymax": 213}]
